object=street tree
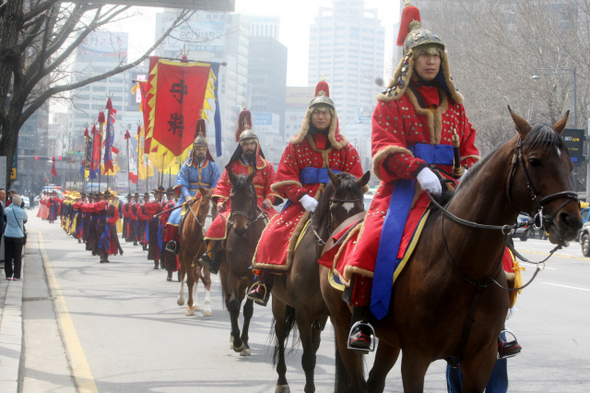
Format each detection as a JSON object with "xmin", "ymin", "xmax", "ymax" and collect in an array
[{"xmin": 0, "ymin": 0, "xmax": 195, "ymax": 186}]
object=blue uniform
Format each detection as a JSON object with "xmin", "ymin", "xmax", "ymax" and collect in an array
[{"xmin": 167, "ymin": 158, "xmax": 220, "ymax": 226}]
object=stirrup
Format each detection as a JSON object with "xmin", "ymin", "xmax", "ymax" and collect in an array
[
  {"xmin": 165, "ymin": 240, "xmax": 178, "ymax": 253},
  {"xmin": 498, "ymin": 328, "xmax": 522, "ymax": 359},
  {"xmin": 347, "ymin": 321, "xmax": 378, "ymax": 354},
  {"xmin": 247, "ymin": 283, "xmax": 269, "ymax": 306}
]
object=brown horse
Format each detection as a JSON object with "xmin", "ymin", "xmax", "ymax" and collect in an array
[
  {"xmin": 177, "ymin": 187, "xmax": 214, "ymax": 316},
  {"xmin": 272, "ymin": 169, "xmax": 370, "ymax": 393},
  {"xmin": 321, "ymin": 109, "xmax": 583, "ymax": 392},
  {"xmin": 220, "ymin": 168, "xmax": 268, "ymax": 356}
]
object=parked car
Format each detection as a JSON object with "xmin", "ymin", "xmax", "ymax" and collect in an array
[
  {"xmin": 580, "ymin": 220, "xmax": 590, "ymax": 257},
  {"xmin": 34, "ymin": 195, "xmax": 40, "ymax": 207},
  {"xmin": 22, "ymin": 196, "xmax": 30, "ymax": 209},
  {"xmin": 511, "ymin": 214, "xmax": 532, "ymax": 241},
  {"xmin": 576, "ymin": 207, "xmax": 590, "ymax": 241}
]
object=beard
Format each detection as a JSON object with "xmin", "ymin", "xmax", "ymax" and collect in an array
[{"xmin": 243, "ymin": 151, "xmax": 256, "ymax": 163}]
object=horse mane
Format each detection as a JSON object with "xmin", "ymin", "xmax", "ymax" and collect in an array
[{"xmin": 458, "ymin": 122, "xmax": 566, "ymax": 192}]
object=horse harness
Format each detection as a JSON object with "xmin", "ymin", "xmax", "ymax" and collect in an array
[
  {"xmin": 431, "ymin": 136, "xmax": 578, "ymax": 368},
  {"xmin": 310, "ymin": 195, "xmax": 365, "ymax": 248}
]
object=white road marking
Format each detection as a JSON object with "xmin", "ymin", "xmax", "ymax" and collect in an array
[{"xmin": 541, "ymin": 282, "xmax": 590, "ymax": 292}]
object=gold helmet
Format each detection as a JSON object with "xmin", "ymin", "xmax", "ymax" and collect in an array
[
  {"xmin": 308, "ymin": 80, "xmax": 335, "ymax": 114},
  {"xmin": 235, "ymin": 109, "xmax": 258, "ymax": 145},
  {"xmin": 193, "ymin": 119, "xmax": 208, "ymax": 148}
]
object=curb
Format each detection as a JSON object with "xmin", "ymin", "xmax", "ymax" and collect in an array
[{"xmin": 0, "ymin": 275, "xmax": 23, "ymax": 392}]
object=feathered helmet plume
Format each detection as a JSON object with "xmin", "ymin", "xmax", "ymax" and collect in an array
[{"xmin": 235, "ymin": 109, "xmax": 258, "ymax": 144}]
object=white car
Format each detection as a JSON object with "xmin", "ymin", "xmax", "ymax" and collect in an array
[{"xmin": 21, "ymin": 196, "xmax": 30, "ymax": 209}]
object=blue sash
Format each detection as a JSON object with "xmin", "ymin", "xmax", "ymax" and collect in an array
[
  {"xmin": 370, "ymin": 143, "xmax": 454, "ymax": 320},
  {"xmin": 282, "ymin": 167, "xmax": 341, "ymax": 211}
]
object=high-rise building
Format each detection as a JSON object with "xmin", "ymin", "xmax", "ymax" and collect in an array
[
  {"xmin": 246, "ymin": 16, "xmax": 287, "ymax": 164},
  {"xmin": 156, "ymin": 11, "xmax": 250, "ymax": 165},
  {"xmin": 308, "ymin": 0, "xmax": 385, "ymax": 128}
]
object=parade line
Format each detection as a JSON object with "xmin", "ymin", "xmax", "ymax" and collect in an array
[{"xmin": 36, "ymin": 231, "xmax": 99, "ymax": 393}]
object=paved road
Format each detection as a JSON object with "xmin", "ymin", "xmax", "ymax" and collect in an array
[{"xmin": 15, "ymin": 213, "xmax": 590, "ymax": 392}]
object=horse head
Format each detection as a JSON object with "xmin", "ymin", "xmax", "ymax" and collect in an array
[
  {"xmin": 227, "ymin": 167, "xmax": 258, "ymax": 237},
  {"xmin": 313, "ymin": 168, "xmax": 370, "ymax": 242},
  {"xmin": 196, "ymin": 186, "xmax": 212, "ymax": 224},
  {"xmin": 507, "ymin": 107, "xmax": 582, "ymax": 245}
]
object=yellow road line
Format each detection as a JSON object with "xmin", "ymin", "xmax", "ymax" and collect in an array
[
  {"xmin": 36, "ymin": 231, "xmax": 98, "ymax": 393},
  {"xmin": 517, "ymin": 249, "xmax": 587, "ymax": 261}
]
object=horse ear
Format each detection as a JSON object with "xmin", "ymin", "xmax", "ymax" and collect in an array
[
  {"xmin": 357, "ymin": 171, "xmax": 371, "ymax": 189},
  {"xmin": 552, "ymin": 110, "xmax": 570, "ymax": 134},
  {"xmin": 200, "ymin": 186, "xmax": 212, "ymax": 198},
  {"xmin": 247, "ymin": 169, "xmax": 255, "ymax": 184},
  {"xmin": 327, "ymin": 166, "xmax": 341, "ymax": 188},
  {"xmin": 226, "ymin": 166, "xmax": 236, "ymax": 185},
  {"xmin": 507, "ymin": 105, "xmax": 532, "ymax": 138}
]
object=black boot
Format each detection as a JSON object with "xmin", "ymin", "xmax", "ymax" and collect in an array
[
  {"xmin": 166, "ymin": 270, "xmax": 173, "ymax": 281},
  {"xmin": 498, "ymin": 329, "xmax": 522, "ymax": 359},
  {"xmin": 347, "ymin": 306, "xmax": 376, "ymax": 353},
  {"xmin": 154, "ymin": 260, "xmax": 159, "ymax": 270},
  {"xmin": 199, "ymin": 241, "xmax": 222, "ymax": 274},
  {"xmin": 247, "ymin": 271, "xmax": 273, "ymax": 306}
]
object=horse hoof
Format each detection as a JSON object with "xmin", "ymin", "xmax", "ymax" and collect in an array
[
  {"xmin": 240, "ymin": 348, "xmax": 251, "ymax": 357},
  {"xmin": 191, "ymin": 305, "xmax": 200, "ymax": 312},
  {"xmin": 177, "ymin": 297, "xmax": 185, "ymax": 306},
  {"xmin": 202, "ymin": 309, "xmax": 212, "ymax": 317},
  {"xmin": 275, "ymin": 385, "xmax": 290, "ymax": 393},
  {"xmin": 185, "ymin": 309, "xmax": 195, "ymax": 316}
]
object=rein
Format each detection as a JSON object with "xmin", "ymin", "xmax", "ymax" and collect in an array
[{"xmin": 188, "ymin": 198, "xmax": 209, "ymax": 236}]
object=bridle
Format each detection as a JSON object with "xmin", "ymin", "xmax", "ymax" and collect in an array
[
  {"xmin": 222, "ymin": 186, "xmax": 267, "ymax": 231},
  {"xmin": 507, "ymin": 136, "xmax": 579, "ymax": 231},
  {"xmin": 311, "ymin": 193, "xmax": 364, "ymax": 247},
  {"xmin": 188, "ymin": 196, "xmax": 210, "ymax": 235}
]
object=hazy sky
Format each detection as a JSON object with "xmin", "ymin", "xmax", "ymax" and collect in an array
[{"xmin": 114, "ymin": 0, "xmax": 401, "ymax": 87}]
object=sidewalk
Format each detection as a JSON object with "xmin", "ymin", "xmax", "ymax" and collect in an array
[{"xmin": 0, "ymin": 250, "xmax": 24, "ymax": 392}]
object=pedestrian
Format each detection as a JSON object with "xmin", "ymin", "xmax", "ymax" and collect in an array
[{"xmin": 4, "ymin": 194, "xmax": 27, "ymax": 280}]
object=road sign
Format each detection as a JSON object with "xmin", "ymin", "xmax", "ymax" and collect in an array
[
  {"xmin": 10, "ymin": 168, "xmax": 17, "ymax": 180},
  {"xmin": 562, "ymin": 128, "xmax": 585, "ymax": 166}
]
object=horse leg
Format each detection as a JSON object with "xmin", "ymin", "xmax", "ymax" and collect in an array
[
  {"xmin": 185, "ymin": 268, "xmax": 196, "ymax": 316},
  {"xmin": 367, "ymin": 342, "xmax": 400, "ymax": 393},
  {"xmin": 295, "ymin": 311, "xmax": 321, "ymax": 393},
  {"xmin": 272, "ymin": 299, "xmax": 290, "ymax": 393},
  {"xmin": 460, "ymin": 344, "xmax": 499, "ymax": 393},
  {"xmin": 201, "ymin": 268, "xmax": 212, "ymax": 317},
  {"xmin": 239, "ymin": 298, "xmax": 254, "ymax": 356},
  {"xmin": 400, "ymin": 353, "xmax": 430, "ymax": 393},
  {"xmin": 226, "ymin": 285, "xmax": 245, "ymax": 354},
  {"xmin": 177, "ymin": 265, "xmax": 185, "ymax": 306}
]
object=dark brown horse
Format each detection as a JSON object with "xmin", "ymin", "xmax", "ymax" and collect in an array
[
  {"xmin": 272, "ymin": 169, "xmax": 370, "ymax": 393},
  {"xmin": 177, "ymin": 187, "xmax": 213, "ymax": 316},
  {"xmin": 321, "ymin": 109, "xmax": 582, "ymax": 392},
  {"xmin": 220, "ymin": 168, "xmax": 268, "ymax": 356}
]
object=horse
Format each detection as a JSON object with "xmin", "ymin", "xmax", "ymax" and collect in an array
[
  {"xmin": 176, "ymin": 187, "xmax": 214, "ymax": 317},
  {"xmin": 272, "ymin": 169, "xmax": 370, "ymax": 393},
  {"xmin": 219, "ymin": 168, "xmax": 268, "ymax": 356},
  {"xmin": 320, "ymin": 109, "xmax": 583, "ymax": 392}
]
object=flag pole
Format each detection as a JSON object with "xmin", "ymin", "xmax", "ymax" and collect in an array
[
  {"xmin": 105, "ymin": 98, "xmax": 113, "ymax": 192},
  {"xmin": 126, "ymin": 130, "xmax": 131, "ymax": 195},
  {"xmin": 97, "ymin": 112, "xmax": 105, "ymax": 193},
  {"xmin": 137, "ymin": 125, "xmax": 141, "ymax": 194}
]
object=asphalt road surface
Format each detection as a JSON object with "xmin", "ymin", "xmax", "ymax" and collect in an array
[{"xmin": 19, "ymin": 212, "xmax": 590, "ymax": 392}]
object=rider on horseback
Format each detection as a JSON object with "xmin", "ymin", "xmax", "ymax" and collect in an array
[
  {"xmin": 343, "ymin": 1, "xmax": 480, "ymax": 351},
  {"xmin": 200, "ymin": 109, "xmax": 281, "ymax": 274},
  {"xmin": 247, "ymin": 80, "xmax": 364, "ymax": 306},
  {"xmin": 163, "ymin": 120, "xmax": 221, "ymax": 256}
]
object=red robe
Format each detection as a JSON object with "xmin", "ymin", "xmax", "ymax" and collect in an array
[
  {"xmin": 253, "ymin": 133, "xmax": 363, "ymax": 272},
  {"xmin": 337, "ymin": 84, "xmax": 480, "ymax": 300},
  {"xmin": 205, "ymin": 155, "xmax": 280, "ymax": 240}
]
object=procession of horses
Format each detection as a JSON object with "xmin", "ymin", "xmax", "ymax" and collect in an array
[{"xmin": 173, "ymin": 110, "xmax": 581, "ymax": 393}]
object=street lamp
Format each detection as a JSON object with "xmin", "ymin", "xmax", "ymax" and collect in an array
[{"xmin": 531, "ymin": 67, "xmax": 577, "ymax": 128}]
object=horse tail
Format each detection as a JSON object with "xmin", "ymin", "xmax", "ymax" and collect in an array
[{"xmin": 270, "ymin": 305, "xmax": 300, "ymax": 367}]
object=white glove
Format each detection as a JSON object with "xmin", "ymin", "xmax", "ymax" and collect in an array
[
  {"xmin": 416, "ymin": 167, "xmax": 442, "ymax": 196},
  {"xmin": 299, "ymin": 194, "xmax": 318, "ymax": 212}
]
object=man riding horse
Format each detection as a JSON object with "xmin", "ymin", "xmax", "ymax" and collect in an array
[
  {"xmin": 200, "ymin": 109, "xmax": 281, "ymax": 274},
  {"xmin": 247, "ymin": 80, "xmax": 364, "ymax": 306},
  {"xmin": 163, "ymin": 120, "xmax": 221, "ymax": 255},
  {"xmin": 337, "ymin": 1, "xmax": 521, "ymax": 360}
]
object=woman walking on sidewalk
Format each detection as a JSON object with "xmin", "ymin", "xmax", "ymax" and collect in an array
[{"xmin": 4, "ymin": 194, "xmax": 27, "ymax": 280}]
